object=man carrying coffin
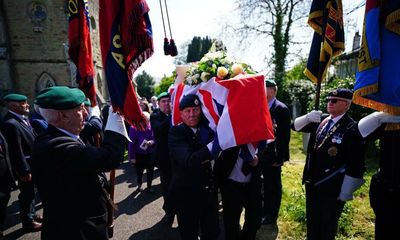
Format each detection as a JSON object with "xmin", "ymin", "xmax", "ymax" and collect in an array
[{"xmin": 168, "ymin": 94, "xmax": 220, "ymax": 240}]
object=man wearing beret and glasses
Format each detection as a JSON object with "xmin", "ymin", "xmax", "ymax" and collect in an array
[{"xmin": 293, "ymin": 88, "xmax": 366, "ymax": 240}]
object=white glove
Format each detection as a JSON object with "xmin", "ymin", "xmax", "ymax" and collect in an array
[
  {"xmin": 358, "ymin": 112, "xmax": 400, "ymax": 137},
  {"xmin": 338, "ymin": 175, "xmax": 365, "ymax": 201},
  {"xmin": 294, "ymin": 110, "xmax": 322, "ymax": 131},
  {"xmin": 105, "ymin": 107, "xmax": 131, "ymax": 141},
  {"xmin": 89, "ymin": 106, "xmax": 101, "ymax": 118},
  {"xmin": 378, "ymin": 112, "xmax": 400, "ymax": 123}
]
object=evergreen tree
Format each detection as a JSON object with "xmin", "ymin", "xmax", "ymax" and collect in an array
[
  {"xmin": 154, "ymin": 74, "xmax": 175, "ymax": 96},
  {"xmin": 186, "ymin": 36, "xmax": 213, "ymax": 63},
  {"xmin": 135, "ymin": 71, "xmax": 155, "ymax": 100}
]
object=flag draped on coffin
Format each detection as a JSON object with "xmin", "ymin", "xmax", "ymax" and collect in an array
[
  {"xmin": 304, "ymin": 0, "xmax": 345, "ymax": 83},
  {"xmin": 170, "ymin": 74, "xmax": 275, "ymax": 158},
  {"xmin": 99, "ymin": 0, "xmax": 154, "ymax": 124},
  {"xmin": 68, "ymin": 0, "xmax": 97, "ymax": 106},
  {"xmin": 353, "ymin": 0, "xmax": 400, "ymax": 115}
]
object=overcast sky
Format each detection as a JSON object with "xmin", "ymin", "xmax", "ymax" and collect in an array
[{"xmin": 134, "ymin": 0, "xmax": 365, "ymax": 82}]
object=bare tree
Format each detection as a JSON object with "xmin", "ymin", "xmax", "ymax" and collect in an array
[{"xmin": 234, "ymin": 0, "xmax": 309, "ymax": 86}]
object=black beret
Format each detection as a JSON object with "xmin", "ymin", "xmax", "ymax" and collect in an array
[
  {"xmin": 179, "ymin": 94, "xmax": 201, "ymax": 110},
  {"xmin": 328, "ymin": 88, "xmax": 353, "ymax": 100},
  {"xmin": 157, "ymin": 92, "xmax": 170, "ymax": 101},
  {"xmin": 265, "ymin": 79, "xmax": 277, "ymax": 87},
  {"xmin": 3, "ymin": 93, "xmax": 27, "ymax": 102},
  {"xmin": 35, "ymin": 86, "xmax": 86, "ymax": 110}
]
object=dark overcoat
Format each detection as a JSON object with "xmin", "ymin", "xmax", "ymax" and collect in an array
[
  {"xmin": 0, "ymin": 132, "xmax": 15, "ymax": 192},
  {"xmin": 31, "ymin": 125, "xmax": 125, "ymax": 240},
  {"xmin": 265, "ymin": 99, "xmax": 291, "ymax": 165},
  {"xmin": 1, "ymin": 112, "xmax": 36, "ymax": 178}
]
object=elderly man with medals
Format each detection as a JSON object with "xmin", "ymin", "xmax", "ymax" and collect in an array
[{"xmin": 293, "ymin": 88, "xmax": 366, "ymax": 240}]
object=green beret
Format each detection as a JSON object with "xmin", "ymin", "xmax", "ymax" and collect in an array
[
  {"xmin": 157, "ymin": 92, "xmax": 170, "ymax": 101},
  {"xmin": 35, "ymin": 86, "xmax": 86, "ymax": 110},
  {"xmin": 265, "ymin": 79, "xmax": 277, "ymax": 87},
  {"xmin": 3, "ymin": 93, "xmax": 27, "ymax": 102},
  {"xmin": 83, "ymin": 98, "xmax": 91, "ymax": 107}
]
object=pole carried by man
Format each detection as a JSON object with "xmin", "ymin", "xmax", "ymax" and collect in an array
[
  {"xmin": 293, "ymin": 88, "xmax": 366, "ymax": 240},
  {"xmin": 31, "ymin": 86, "xmax": 129, "ymax": 240}
]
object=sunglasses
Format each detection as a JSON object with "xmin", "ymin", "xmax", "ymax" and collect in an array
[{"xmin": 326, "ymin": 98, "xmax": 345, "ymax": 104}]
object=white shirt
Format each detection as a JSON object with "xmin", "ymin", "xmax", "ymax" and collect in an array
[
  {"xmin": 228, "ymin": 156, "xmax": 252, "ymax": 183},
  {"xmin": 324, "ymin": 113, "xmax": 346, "ymax": 131},
  {"xmin": 9, "ymin": 110, "xmax": 29, "ymax": 126}
]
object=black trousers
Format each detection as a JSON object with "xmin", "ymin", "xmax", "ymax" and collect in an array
[
  {"xmin": 0, "ymin": 190, "xmax": 11, "ymax": 231},
  {"xmin": 175, "ymin": 188, "xmax": 220, "ymax": 240},
  {"xmin": 220, "ymin": 178, "xmax": 262, "ymax": 240},
  {"xmin": 369, "ymin": 175, "xmax": 400, "ymax": 240},
  {"xmin": 305, "ymin": 183, "xmax": 345, "ymax": 240},
  {"xmin": 261, "ymin": 165, "xmax": 282, "ymax": 221},
  {"xmin": 134, "ymin": 153, "xmax": 154, "ymax": 187},
  {"xmin": 159, "ymin": 166, "xmax": 173, "ymax": 215},
  {"xmin": 17, "ymin": 180, "xmax": 36, "ymax": 225}
]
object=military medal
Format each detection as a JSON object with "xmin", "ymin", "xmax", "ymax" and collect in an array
[
  {"xmin": 328, "ymin": 146, "xmax": 338, "ymax": 156},
  {"xmin": 314, "ymin": 124, "xmax": 339, "ymax": 149},
  {"xmin": 332, "ymin": 133, "xmax": 343, "ymax": 144}
]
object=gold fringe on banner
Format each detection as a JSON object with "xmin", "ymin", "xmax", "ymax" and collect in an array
[
  {"xmin": 385, "ymin": 123, "xmax": 400, "ymax": 131},
  {"xmin": 386, "ymin": 9, "xmax": 400, "ymax": 35},
  {"xmin": 353, "ymin": 83, "xmax": 400, "ymax": 116},
  {"xmin": 308, "ymin": 10, "xmax": 324, "ymax": 35},
  {"xmin": 304, "ymin": 68, "xmax": 319, "ymax": 84}
]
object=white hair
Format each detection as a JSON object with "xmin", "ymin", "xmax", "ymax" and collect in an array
[{"xmin": 39, "ymin": 108, "xmax": 60, "ymax": 124}]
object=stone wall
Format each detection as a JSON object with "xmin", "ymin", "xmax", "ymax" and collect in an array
[{"xmin": 0, "ymin": 0, "xmax": 106, "ymax": 112}]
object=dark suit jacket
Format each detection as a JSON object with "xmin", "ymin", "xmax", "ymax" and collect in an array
[
  {"xmin": 31, "ymin": 125, "xmax": 126, "ymax": 240},
  {"xmin": 298, "ymin": 113, "xmax": 365, "ymax": 195},
  {"xmin": 1, "ymin": 111, "xmax": 36, "ymax": 178},
  {"xmin": 264, "ymin": 99, "xmax": 291, "ymax": 165},
  {"xmin": 150, "ymin": 111, "xmax": 171, "ymax": 171},
  {"xmin": 0, "ymin": 132, "xmax": 15, "ymax": 192},
  {"xmin": 168, "ymin": 123, "xmax": 214, "ymax": 194}
]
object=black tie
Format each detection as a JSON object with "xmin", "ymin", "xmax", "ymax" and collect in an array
[
  {"xmin": 317, "ymin": 119, "xmax": 333, "ymax": 143},
  {"xmin": 193, "ymin": 129, "xmax": 200, "ymax": 141}
]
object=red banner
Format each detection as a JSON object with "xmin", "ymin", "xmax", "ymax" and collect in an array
[{"xmin": 68, "ymin": 0, "xmax": 97, "ymax": 106}]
